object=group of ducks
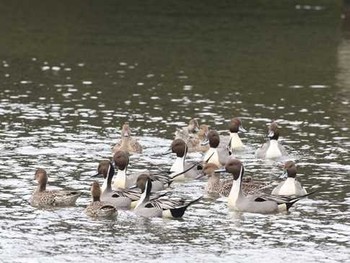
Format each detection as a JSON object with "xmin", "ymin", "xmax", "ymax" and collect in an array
[{"xmin": 30, "ymin": 119, "xmax": 314, "ymax": 218}]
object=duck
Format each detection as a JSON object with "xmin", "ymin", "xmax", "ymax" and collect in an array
[
  {"xmin": 85, "ymin": 181, "xmax": 117, "ymax": 217},
  {"xmin": 202, "ymin": 130, "xmax": 230, "ymax": 167},
  {"xmin": 94, "ymin": 160, "xmax": 169, "ymax": 209},
  {"xmin": 30, "ymin": 168, "xmax": 81, "ymax": 207},
  {"xmin": 112, "ymin": 122, "xmax": 142, "ymax": 154},
  {"xmin": 94, "ymin": 160, "xmax": 136, "ymax": 209},
  {"xmin": 134, "ymin": 174, "xmax": 202, "ymax": 218},
  {"xmin": 271, "ymin": 161, "xmax": 307, "ymax": 196},
  {"xmin": 198, "ymin": 163, "xmax": 270, "ymax": 196},
  {"xmin": 112, "ymin": 150, "xmax": 141, "ymax": 189},
  {"xmin": 227, "ymin": 118, "xmax": 246, "ymax": 153},
  {"xmin": 216, "ymin": 158, "xmax": 315, "ymax": 214},
  {"xmin": 186, "ymin": 124, "xmax": 210, "ymax": 153},
  {"xmin": 174, "ymin": 118, "xmax": 199, "ymax": 143},
  {"xmin": 113, "ymin": 150, "xmax": 177, "ymax": 191},
  {"xmin": 256, "ymin": 121, "xmax": 288, "ymax": 160},
  {"xmin": 169, "ymin": 138, "xmax": 201, "ymax": 181}
]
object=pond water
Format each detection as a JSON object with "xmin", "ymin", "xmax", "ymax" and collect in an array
[{"xmin": 0, "ymin": 1, "xmax": 349, "ymax": 262}]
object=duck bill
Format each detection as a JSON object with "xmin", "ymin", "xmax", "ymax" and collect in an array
[
  {"xmin": 201, "ymin": 139, "xmax": 209, "ymax": 146},
  {"xmin": 268, "ymin": 130, "xmax": 274, "ymax": 138},
  {"xmin": 214, "ymin": 168, "xmax": 226, "ymax": 173},
  {"xmin": 239, "ymin": 126, "xmax": 247, "ymax": 133},
  {"xmin": 92, "ymin": 173, "xmax": 102, "ymax": 178},
  {"xmin": 195, "ymin": 173, "xmax": 205, "ymax": 180}
]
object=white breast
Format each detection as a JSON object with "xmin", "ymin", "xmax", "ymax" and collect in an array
[{"xmin": 265, "ymin": 140, "xmax": 282, "ymax": 159}]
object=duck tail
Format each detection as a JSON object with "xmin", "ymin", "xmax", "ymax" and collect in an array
[
  {"xmin": 186, "ymin": 196, "xmax": 203, "ymax": 207},
  {"xmin": 169, "ymin": 196, "xmax": 202, "ymax": 218},
  {"xmin": 285, "ymin": 189, "xmax": 318, "ymax": 211}
]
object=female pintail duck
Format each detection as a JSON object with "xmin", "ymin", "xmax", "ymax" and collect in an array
[
  {"xmin": 85, "ymin": 181, "xmax": 117, "ymax": 217},
  {"xmin": 271, "ymin": 161, "xmax": 307, "ymax": 196},
  {"xmin": 113, "ymin": 150, "xmax": 175, "ymax": 191},
  {"xmin": 31, "ymin": 168, "xmax": 81, "ymax": 207},
  {"xmin": 185, "ymin": 124, "xmax": 210, "ymax": 153},
  {"xmin": 95, "ymin": 161, "xmax": 169, "ymax": 209},
  {"xmin": 174, "ymin": 118, "xmax": 199, "ymax": 142},
  {"xmin": 256, "ymin": 121, "xmax": 288, "ymax": 160},
  {"xmin": 198, "ymin": 163, "xmax": 270, "ymax": 196},
  {"xmin": 169, "ymin": 138, "xmax": 201, "ymax": 181},
  {"xmin": 134, "ymin": 174, "xmax": 202, "ymax": 218},
  {"xmin": 227, "ymin": 118, "xmax": 246, "ymax": 153},
  {"xmin": 202, "ymin": 130, "xmax": 230, "ymax": 167},
  {"xmin": 112, "ymin": 122, "xmax": 142, "ymax": 154},
  {"xmin": 216, "ymin": 158, "xmax": 315, "ymax": 214}
]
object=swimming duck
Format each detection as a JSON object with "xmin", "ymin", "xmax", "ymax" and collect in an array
[
  {"xmin": 113, "ymin": 150, "xmax": 176, "ymax": 191},
  {"xmin": 256, "ymin": 121, "xmax": 288, "ymax": 160},
  {"xmin": 169, "ymin": 138, "xmax": 201, "ymax": 181},
  {"xmin": 216, "ymin": 158, "xmax": 315, "ymax": 214},
  {"xmin": 134, "ymin": 174, "xmax": 202, "ymax": 218},
  {"xmin": 227, "ymin": 118, "xmax": 246, "ymax": 153},
  {"xmin": 112, "ymin": 122, "xmax": 142, "ymax": 154},
  {"xmin": 174, "ymin": 118, "xmax": 199, "ymax": 142},
  {"xmin": 202, "ymin": 130, "xmax": 230, "ymax": 167},
  {"xmin": 94, "ymin": 160, "xmax": 136, "ymax": 209},
  {"xmin": 95, "ymin": 160, "xmax": 169, "ymax": 209},
  {"xmin": 199, "ymin": 163, "xmax": 270, "ymax": 196},
  {"xmin": 186, "ymin": 124, "xmax": 210, "ymax": 153},
  {"xmin": 271, "ymin": 161, "xmax": 307, "ymax": 196},
  {"xmin": 30, "ymin": 168, "xmax": 81, "ymax": 207},
  {"xmin": 85, "ymin": 181, "xmax": 117, "ymax": 217}
]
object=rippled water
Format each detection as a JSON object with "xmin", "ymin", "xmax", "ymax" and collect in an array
[{"xmin": 1, "ymin": 1, "xmax": 350, "ymax": 262}]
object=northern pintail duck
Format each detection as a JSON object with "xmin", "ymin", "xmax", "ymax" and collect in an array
[
  {"xmin": 216, "ymin": 158, "xmax": 315, "ymax": 214},
  {"xmin": 174, "ymin": 119, "xmax": 210, "ymax": 153},
  {"xmin": 174, "ymin": 118, "xmax": 199, "ymax": 141},
  {"xmin": 112, "ymin": 122, "xmax": 142, "ymax": 154},
  {"xmin": 227, "ymin": 118, "xmax": 246, "ymax": 153},
  {"xmin": 85, "ymin": 181, "xmax": 117, "ymax": 217},
  {"xmin": 169, "ymin": 138, "xmax": 201, "ymax": 181},
  {"xmin": 186, "ymin": 124, "xmax": 210, "ymax": 153},
  {"xmin": 134, "ymin": 174, "xmax": 202, "ymax": 218},
  {"xmin": 202, "ymin": 130, "xmax": 230, "ymax": 167},
  {"xmin": 95, "ymin": 160, "xmax": 135, "ymax": 209},
  {"xmin": 256, "ymin": 121, "xmax": 288, "ymax": 160},
  {"xmin": 95, "ymin": 160, "xmax": 168, "ymax": 209},
  {"xmin": 30, "ymin": 168, "xmax": 81, "ymax": 207},
  {"xmin": 113, "ymin": 150, "xmax": 175, "ymax": 191},
  {"xmin": 271, "ymin": 161, "xmax": 307, "ymax": 196},
  {"xmin": 199, "ymin": 163, "xmax": 270, "ymax": 196}
]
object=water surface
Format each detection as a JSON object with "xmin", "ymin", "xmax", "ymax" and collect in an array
[{"xmin": 0, "ymin": 1, "xmax": 349, "ymax": 262}]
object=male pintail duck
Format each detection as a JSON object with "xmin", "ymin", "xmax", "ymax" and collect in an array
[
  {"xmin": 202, "ymin": 130, "xmax": 230, "ymax": 167},
  {"xmin": 227, "ymin": 118, "xmax": 246, "ymax": 153},
  {"xmin": 256, "ymin": 121, "xmax": 288, "ymax": 160},
  {"xmin": 198, "ymin": 163, "xmax": 270, "ymax": 196},
  {"xmin": 271, "ymin": 161, "xmax": 307, "ymax": 196},
  {"xmin": 112, "ymin": 122, "xmax": 142, "ymax": 154},
  {"xmin": 31, "ymin": 168, "xmax": 81, "ymax": 207},
  {"xmin": 94, "ymin": 160, "xmax": 135, "ymax": 209},
  {"xmin": 85, "ymin": 181, "xmax": 117, "ymax": 217},
  {"xmin": 216, "ymin": 158, "xmax": 315, "ymax": 214},
  {"xmin": 94, "ymin": 161, "xmax": 169, "ymax": 208},
  {"xmin": 113, "ymin": 150, "xmax": 177, "ymax": 191},
  {"xmin": 112, "ymin": 150, "xmax": 142, "ymax": 189},
  {"xmin": 134, "ymin": 174, "xmax": 202, "ymax": 218},
  {"xmin": 169, "ymin": 138, "xmax": 201, "ymax": 181}
]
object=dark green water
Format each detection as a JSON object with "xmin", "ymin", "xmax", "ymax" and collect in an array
[{"xmin": 0, "ymin": 1, "xmax": 349, "ymax": 262}]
